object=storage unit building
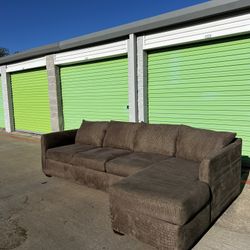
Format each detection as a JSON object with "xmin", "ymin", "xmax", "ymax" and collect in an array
[
  {"xmin": 142, "ymin": 10, "xmax": 250, "ymax": 162},
  {"xmin": 0, "ymin": 0, "xmax": 249, "ymax": 164},
  {"xmin": 60, "ymin": 56, "xmax": 128, "ymax": 129},
  {"xmin": 11, "ymin": 68, "xmax": 51, "ymax": 133}
]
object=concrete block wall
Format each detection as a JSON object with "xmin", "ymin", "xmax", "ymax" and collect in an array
[{"xmin": 46, "ymin": 55, "xmax": 63, "ymax": 131}]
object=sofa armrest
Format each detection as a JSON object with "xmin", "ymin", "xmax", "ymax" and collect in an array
[
  {"xmin": 199, "ymin": 138, "xmax": 242, "ymax": 221},
  {"xmin": 199, "ymin": 139, "xmax": 242, "ymax": 184},
  {"xmin": 41, "ymin": 129, "xmax": 78, "ymax": 171}
]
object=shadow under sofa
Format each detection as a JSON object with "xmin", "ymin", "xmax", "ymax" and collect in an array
[{"xmin": 41, "ymin": 121, "xmax": 242, "ymax": 250}]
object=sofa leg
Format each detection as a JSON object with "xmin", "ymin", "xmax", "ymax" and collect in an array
[{"xmin": 113, "ymin": 229, "xmax": 124, "ymax": 236}]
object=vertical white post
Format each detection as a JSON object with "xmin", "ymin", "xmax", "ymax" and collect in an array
[
  {"xmin": 128, "ymin": 34, "xmax": 138, "ymax": 122},
  {"xmin": 1, "ymin": 66, "xmax": 14, "ymax": 132},
  {"xmin": 137, "ymin": 36, "xmax": 148, "ymax": 122}
]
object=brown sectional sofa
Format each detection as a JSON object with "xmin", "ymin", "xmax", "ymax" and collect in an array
[{"xmin": 41, "ymin": 121, "xmax": 242, "ymax": 250}]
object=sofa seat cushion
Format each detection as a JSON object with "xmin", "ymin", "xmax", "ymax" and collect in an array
[
  {"xmin": 110, "ymin": 162, "xmax": 210, "ymax": 226},
  {"xmin": 134, "ymin": 123, "xmax": 179, "ymax": 156},
  {"xmin": 46, "ymin": 144, "xmax": 96, "ymax": 163},
  {"xmin": 71, "ymin": 147, "xmax": 130, "ymax": 172},
  {"xmin": 177, "ymin": 125, "xmax": 236, "ymax": 162},
  {"xmin": 106, "ymin": 152, "xmax": 170, "ymax": 177},
  {"xmin": 75, "ymin": 120, "xmax": 109, "ymax": 146},
  {"xmin": 103, "ymin": 121, "xmax": 142, "ymax": 150},
  {"xmin": 150, "ymin": 157, "xmax": 200, "ymax": 181}
]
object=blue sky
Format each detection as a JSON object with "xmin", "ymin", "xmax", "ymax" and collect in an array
[{"xmin": 1, "ymin": 0, "xmax": 209, "ymax": 53}]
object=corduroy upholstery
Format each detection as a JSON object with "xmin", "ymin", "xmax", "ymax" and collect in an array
[
  {"xmin": 71, "ymin": 147, "xmax": 130, "ymax": 172},
  {"xmin": 46, "ymin": 144, "xmax": 96, "ymax": 163},
  {"xmin": 106, "ymin": 152, "xmax": 170, "ymax": 177},
  {"xmin": 41, "ymin": 121, "xmax": 242, "ymax": 250},
  {"xmin": 75, "ymin": 120, "xmax": 108, "ymax": 146},
  {"xmin": 134, "ymin": 124, "xmax": 179, "ymax": 156},
  {"xmin": 177, "ymin": 125, "xmax": 236, "ymax": 162},
  {"xmin": 103, "ymin": 121, "xmax": 142, "ymax": 150}
]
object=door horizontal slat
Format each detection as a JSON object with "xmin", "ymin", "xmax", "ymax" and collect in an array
[
  {"xmin": 60, "ymin": 57, "xmax": 128, "ymax": 129},
  {"xmin": 148, "ymin": 35, "xmax": 250, "ymax": 157},
  {"xmin": 11, "ymin": 69, "xmax": 51, "ymax": 133}
]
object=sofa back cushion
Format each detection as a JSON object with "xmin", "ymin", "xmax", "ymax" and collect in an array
[
  {"xmin": 103, "ymin": 121, "xmax": 142, "ymax": 150},
  {"xmin": 134, "ymin": 124, "xmax": 179, "ymax": 156},
  {"xmin": 75, "ymin": 120, "xmax": 109, "ymax": 146},
  {"xmin": 176, "ymin": 125, "xmax": 236, "ymax": 162}
]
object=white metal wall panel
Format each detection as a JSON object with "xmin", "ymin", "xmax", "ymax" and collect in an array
[
  {"xmin": 55, "ymin": 40, "xmax": 128, "ymax": 65},
  {"xmin": 143, "ymin": 13, "xmax": 250, "ymax": 50},
  {"xmin": 0, "ymin": 66, "xmax": 13, "ymax": 132},
  {"xmin": 6, "ymin": 57, "xmax": 46, "ymax": 72}
]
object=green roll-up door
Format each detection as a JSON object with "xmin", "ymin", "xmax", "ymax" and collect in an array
[
  {"xmin": 148, "ymin": 35, "xmax": 250, "ymax": 159},
  {"xmin": 11, "ymin": 68, "xmax": 51, "ymax": 133},
  {"xmin": 60, "ymin": 56, "xmax": 128, "ymax": 129},
  {"xmin": 0, "ymin": 77, "xmax": 4, "ymax": 128}
]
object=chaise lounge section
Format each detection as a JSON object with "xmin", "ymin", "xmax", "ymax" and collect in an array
[{"xmin": 41, "ymin": 121, "xmax": 242, "ymax": 250}]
